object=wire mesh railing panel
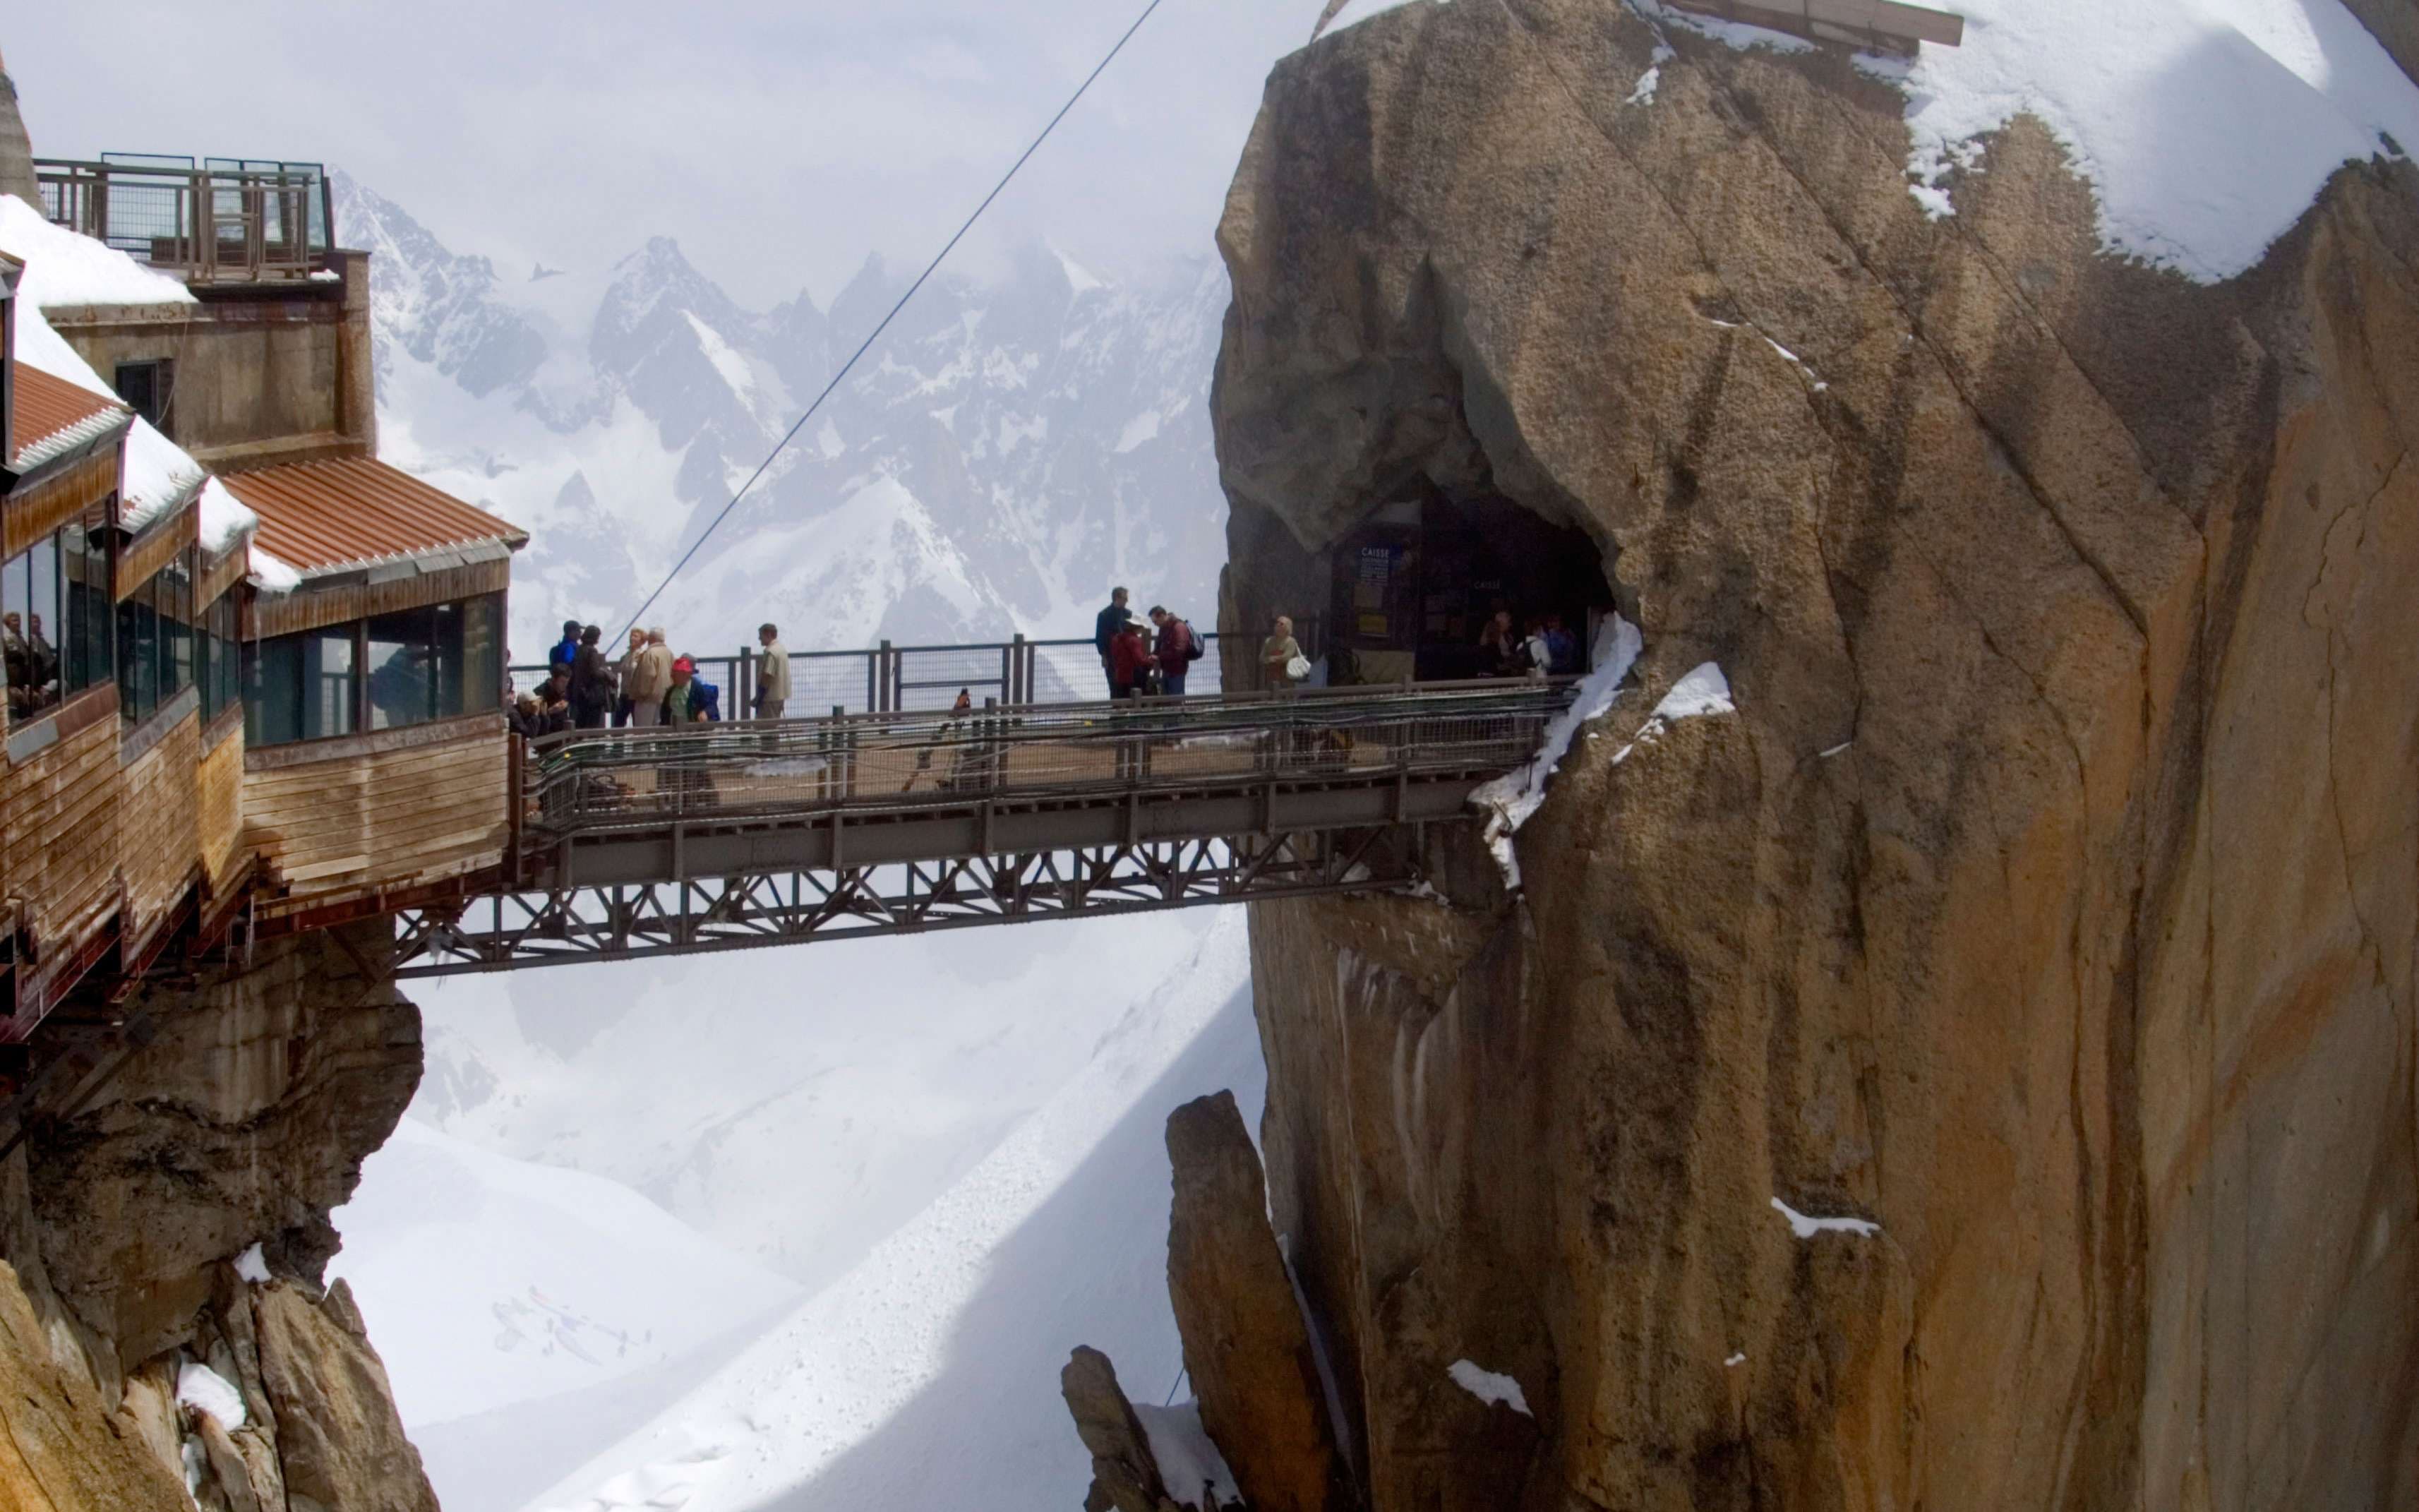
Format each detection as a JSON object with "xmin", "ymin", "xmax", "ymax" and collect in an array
[
  {"xmin": 895, "ymin": 644, "xmax": 1014, "ymax": 711},
  {"xmin": 786, "ymin": 652, "xmax": 882, "ymax": 715},
  {"xmin": 520, "ymin": 680, "xmax": 1576, "ymax": 834}
]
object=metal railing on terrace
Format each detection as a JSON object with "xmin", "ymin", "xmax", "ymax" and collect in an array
[
  {"xmin": 35, "ymin": 156, "xmax": 334, "ymax": 284},
  {"xmin": 510, "ymin": 618, "xmax": 1327, "ymax": 718},
  {"xmin": 522, "ymin": 678, "xmax": 1572, "ymax": 835}
]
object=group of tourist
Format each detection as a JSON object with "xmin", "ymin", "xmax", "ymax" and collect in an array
[
  {"xmin": 1093, "ymin": 587, "xmax": 1209, "ymax": 700},
  {"xmin": 510, "ymin": 620, "xmax": 791, "ymax": 741},
  {"xmin": 1477, "ymin": 608, "xmax": 1580, "ymax": 678}
]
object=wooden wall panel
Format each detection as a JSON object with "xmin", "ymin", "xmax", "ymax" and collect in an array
[
  {"xmin": 197, "ymin": 541, "xmax": 249, "ymax": 608},
  {"xmin": 0, "ymin": 712, "xmax": 122, "ymax": 961},
  {"xmin": 116, "ymin": 499, "xmax": 199, "ymax": 599},
  {"xmin": 119, "ymin": 712, "xmax": 203, "ymax": 951},
  {"xmin": 243, "ymin": 723, "xmax": 508, "ymax": 913},
  {"xmin": 4, "ymin": 449, "xmax": 119, "ymax": 559},
  {"xmin": 197, "ymin": 719, "xmax": 247, "ymax": 894},
  {"xmin": 252, "ymin": 556, "xmax": 510, "ymax": 639}
]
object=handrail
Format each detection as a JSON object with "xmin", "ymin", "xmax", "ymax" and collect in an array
[
  {"xmin": 520, "ymin": 680, "xmax": 1575, "ymax": 836},
  {"xmin": 32, "ymin": 156, "xmax": 334, "ymax": 284}
]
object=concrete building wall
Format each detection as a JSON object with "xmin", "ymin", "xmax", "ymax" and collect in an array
[{"xmin": 45, "ymin": 251, "xmax": 376, "ymax": 472}]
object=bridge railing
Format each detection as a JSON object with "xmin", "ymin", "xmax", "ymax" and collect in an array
[
  {"xmin": 518, "ymin": 678, "xmax": 1573, "ymax": 836},
  {"xmin": 508, "ymin": 617, "xmax": 1326, "ymax": 717}
]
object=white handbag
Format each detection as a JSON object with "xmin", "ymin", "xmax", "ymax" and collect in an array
[{"xmin": 1285, "ymin": 654, "xmax": 1311, "ymax": 682}]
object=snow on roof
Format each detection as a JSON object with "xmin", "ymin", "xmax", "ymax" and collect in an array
[
  {"xmin": 198, "ymin": 474, "xmax": 260, "ymax": 556},
  {"xmin": 119, "ymin": 417, "xmax": 206, "ymax": 534},
  {"xmin": 248, "ymin": 542, "xmax": 302, "ymax": 594},
  {"xmin": 0, "ymin": 194, "xmax": 196, "ymax": 311},
  {"xmin": 0, "ymin": 197, "xmax": 248, "ymax": 552},
  {"xmin": 7, "ymin": 361, "xmax": 127, "ymax": 472},
  {"xmin": 1650, "ymin": 0, "xmax": 2419, "ymax": 281}
]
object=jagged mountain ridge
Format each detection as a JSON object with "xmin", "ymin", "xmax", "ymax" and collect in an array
[{"xmin": 336, "ymin": 175, "xmax": 1227, "ymax": 660}]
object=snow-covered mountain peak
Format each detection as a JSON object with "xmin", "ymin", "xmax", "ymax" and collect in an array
[{"xmin": 348, "ymin": 177, "xmax": 1231, "ymax": 659}]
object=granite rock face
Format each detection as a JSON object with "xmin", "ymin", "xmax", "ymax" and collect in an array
[
  {"xmin": 1165, "ymin": 1091, "xmax": 1353, "ymax": 1512},
  {"xmin": 0, "ymin": 925, "xmax": 434, "ymax": 1508},
  {"xmin": 1063, "ymin": 1345, "xmax": 1185, "ymax": 1512},
  {"xmin": 1208, "ymin": 4, "xmax": 2419, "ymax": 1509}
]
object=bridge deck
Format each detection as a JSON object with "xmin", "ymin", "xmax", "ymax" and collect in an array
[{"xmin": 380, "ymin": 681, "xmax": 1573, "ymax": 974}]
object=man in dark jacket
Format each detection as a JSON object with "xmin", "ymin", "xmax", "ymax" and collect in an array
[
  {"xmin": 1093, "ymin": 587, "xmax": 1133, "ymax": 697},
  {"xmin": 570, "ymin": 625, "xmax": 616, "ymax": 728}
]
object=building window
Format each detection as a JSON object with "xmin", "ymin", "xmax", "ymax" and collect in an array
[
  {"xmin": 366, "ymin": 594, "xmax": 503, "ymax": 729},
  {"xmin": 244, "ymin": 622, "xmax": 356, "ymax": 747},
  {"xmin": 2, "ymin": 515, "xmax": 112, "ymax": 727},
  {"xmin": 244, "ymin": 593, "xmax": 503, "ymax": 748},
  {"xmin": 198, "ymin": 588, "xmax": 240, "ymax": 723},
  {"xmin": 62, "ymin": 520, "xmax": 112, "ymax": 695},
  {"xmin": 117, "ymin": 543, "xmax": 198, "ymax": 726},
  {"xmin": 112, "ymin": 360, "xmax": 175, "ymax": 438}
]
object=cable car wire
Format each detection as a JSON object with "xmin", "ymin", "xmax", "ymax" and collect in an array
[{"xmin": 616, "ymin": 0, "xmax": 1172, "ymax": 640}]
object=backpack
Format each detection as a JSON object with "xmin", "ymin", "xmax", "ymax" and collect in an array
[{"xmin": 1180, "ymin": 619, "xmax": 1205, "ymax": 662}]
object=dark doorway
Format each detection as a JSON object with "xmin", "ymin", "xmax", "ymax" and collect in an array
[{"xmin": 1326, "ymin": 483, "xmax": 1613, "ymax": 685}]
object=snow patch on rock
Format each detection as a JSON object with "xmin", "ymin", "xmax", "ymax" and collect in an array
[
  {"xmin": 1470, "ymin": 615, "xmax": 1643, "ymax": 888},
  {"xmin": 1447, "ymin": 1359, "xmax": 1532, "ymax": 1416},
  {"xmin": 1771, "ymin": 1196, "xmax": 1880, "ymax": 1239},
  {"xmin": 177, "ymin": 1360, "xmax": 248, "ymax": 1429},
  {"xmin": 1134, "ymin": 1401, "xmax": 1242, "ymax": 1510}
]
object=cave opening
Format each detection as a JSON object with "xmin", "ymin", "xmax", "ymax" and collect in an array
[{"xmin": 1319, "ymin": 479, "xmax": 1616, "ymax": 685}]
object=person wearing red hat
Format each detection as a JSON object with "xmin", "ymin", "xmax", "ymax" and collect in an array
[{"xmin": 660, "ymin": 655, "xmax": 722, "ymax": 725}]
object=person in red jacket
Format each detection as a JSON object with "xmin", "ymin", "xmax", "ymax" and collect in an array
[
  {"xmin": 1108, "ymin": 619, "xmax": 1156, "ymax": 700},
  {"xmin": 1148, "ymin": 605, "xmax": 1200, "ymax": 699}
]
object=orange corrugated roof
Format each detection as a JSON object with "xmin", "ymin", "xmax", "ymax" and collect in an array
[
  {"xmin": 220, "ymin": 455, "xmax": 527, "ymax": 575},
  {"xmin": 8, "ymin": 361, "xmax": 129, "ymax": 473}
]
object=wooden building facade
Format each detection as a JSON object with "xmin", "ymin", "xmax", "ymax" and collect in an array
[{"xmin": 0, "ymin": 198, "xmax": 528, "ymax": 1043}]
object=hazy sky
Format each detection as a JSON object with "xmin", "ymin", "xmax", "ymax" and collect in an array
[{"xmin": 8, "ymin": 0, "xmax": 1323, "ymax": 307}]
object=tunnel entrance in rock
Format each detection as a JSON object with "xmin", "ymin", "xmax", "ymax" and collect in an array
[{"xmin": 1320, "ymin": 479, "xmax": 1614, "ymax": 685}]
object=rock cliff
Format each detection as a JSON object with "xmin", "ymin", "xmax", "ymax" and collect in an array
[
  {"xmin": 0, "ymin": 923, "xmax": 436, "ymax": 1508},
  {"xmin": 1191, "ymin": 3, "xmax": 2419, "ymax": 1508}
]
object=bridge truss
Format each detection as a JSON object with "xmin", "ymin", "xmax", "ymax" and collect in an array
[
  {"xmin": 376, "ymin": 680, "xmax": 1574, "ymax": 976},
  {"xmin": 388, "ymin": 826, "xmax": 1405, "ymax": 975}
]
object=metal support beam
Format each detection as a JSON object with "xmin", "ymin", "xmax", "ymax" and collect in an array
[{"xmin": 390, "ymin": 824, "xmax": 1418, "ymax": 976}]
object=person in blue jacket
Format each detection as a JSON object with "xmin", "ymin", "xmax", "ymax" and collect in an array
[
  {"xmin": 1093, "ymin": 587, "xmax": 1134, "ymax": 697},
  {"xmin": 661, "ymin": 656, "xmax": 722, "ymax": 724}
]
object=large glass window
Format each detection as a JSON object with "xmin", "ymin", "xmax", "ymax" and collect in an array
[
  {"xmin": 1, "ymin": 547, "xmax": 56, "ymax": 721},
  {"xmin": 198, "ymin": 588, "xmax": 240, "ymax": 723},
  {"xmin": 365, "ymin": 606, "xmax": 432, "ymax": 731},
  {"xmin": 116, "ymin": 578, "xmax": 158, "ymax": 724},
  {"xmin": 161, "ymin": 553, "xmax": 194, "ymax": 703},
  {"xmin": 243, "ymin": 594, "xmax": 504, "ymax": 747},
  {"xmin": 245, "ymin": 622, "xmax": 356, "ymax": 747},
  {"xmin": 116, "ymin": 544, "xmax": 200, "ymax": 727},
  {"xmin": 61, "ymin": 520, "xmax": 111, "ymax": 696}
]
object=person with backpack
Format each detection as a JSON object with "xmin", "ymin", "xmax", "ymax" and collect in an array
[
  {"xmin": 1148, "ymin": 605, "xmax": 1203, "ymax": 698},
  {"xmin": 548, "ymin": 619, "xmax": 582, "ymax": 678},
  {"xmin": 570, "ymin": 625, "xmax": 616, "ymax": 728}
]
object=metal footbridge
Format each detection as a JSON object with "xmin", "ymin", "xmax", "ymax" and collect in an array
[{"xmin": 384, "ymin": 680, "xmax": 1572, "ymax": 976}]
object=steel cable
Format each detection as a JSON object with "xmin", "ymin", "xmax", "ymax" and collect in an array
[{"xmin": 614, "ymin": 0, "xmax": 1172, "ymax": 642}]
